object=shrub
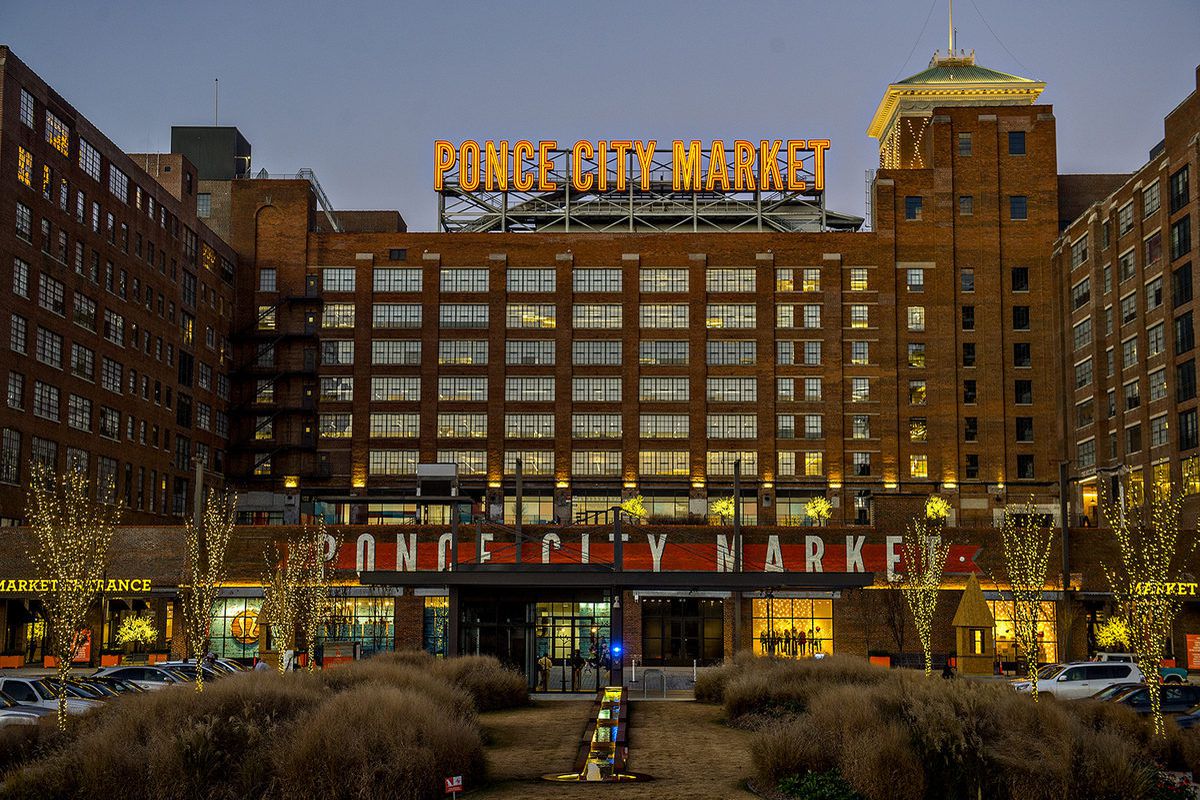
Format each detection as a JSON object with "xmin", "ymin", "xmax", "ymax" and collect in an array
[
  {"xmin": 776, "ymin": 769, "xmax": 863, "ymax": 800},
  {"xmin": 722, "ymin": 655, "xmax": 887, "ymax": 721},
  {"xmin": 272, "ymin": 685, "xmax": 485, "ymax": 800},
  {"xmin": 319, "ymin": 658, "xmax": 477, "ymax": 721}
]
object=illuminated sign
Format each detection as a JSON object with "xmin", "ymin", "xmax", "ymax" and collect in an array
[
  {"xmin": 434, "ymin": 139, "xmax": 829, "ymax": 193},
  {"xmin": 1133, "ymin": 581, "xmax": 1198, "ymax": 596},
  {"xmin": 0, "ymin": 578, "xmax": 153, "ymax": 593}
]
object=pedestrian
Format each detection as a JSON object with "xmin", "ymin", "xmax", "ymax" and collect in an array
[
  {"xmin": 570, "ymin": 648, "xmax": 585, "ymax": 692},
  {"xmin": 942, "ymin": 662, "xmax": 955, "ymax": 680},
  {"xmin": 254, "ymin": 658, "xmax": 269, "ymax": 672},
  {"xmin": 537, "ymin": 652, "xmax": 552, "ymax": 691}
]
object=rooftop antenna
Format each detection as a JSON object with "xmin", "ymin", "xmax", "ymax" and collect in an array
[{"xmin": 214, "ymin": 78, "xmax": 219, "ymax": 126}]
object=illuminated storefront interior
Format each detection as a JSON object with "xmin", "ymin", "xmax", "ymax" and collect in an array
[
  {"xmin": 320, "ymin": 596, "xmax": 395, "ymax": 657},
  {"xmin": 210, "ymin": 597, "xmax": 262, "ymax": 659},
  {"xmin": 751, "ymin": 597, "xmax": 834, "ymax": 658},
  {"xmin": 989, "ymin": 599, "xmax": 1058, "ymax": 665}
]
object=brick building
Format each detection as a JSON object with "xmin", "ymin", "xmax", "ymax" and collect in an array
[
  {"xmin": 1057, "ymin": 65, "xmax": 1200, "ymax": 525},
  {"xmin": 0, "ymin": 46, "xmax": 236, "ymax": 524}
]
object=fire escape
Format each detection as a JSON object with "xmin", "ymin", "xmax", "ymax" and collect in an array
[{"xmin": 231, "ymin": 274, "xmax": 327, "ymax": 484}]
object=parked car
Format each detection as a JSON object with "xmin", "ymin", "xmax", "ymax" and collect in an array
[
  {"xmin": 158, "ymin": 661, "xmax": 222, "ymax": 682},
  {"xmin": 1013, "ymin": 662, "xmax": 1144, "ymax": 700},
  {"xmin": 216, "ymin": 658, "xmax": 248, "ymax": 672},
  {"xmin": 83, "ymin": 675, "xmax": 146, "ymax": 694},
  {"xmin": 0, "ymin": 677, "xmax": 103, "ymax": 715},
  {"xmin": 0, "ymin": 690, "xmax": 52, "ymax": 727},
  {"xmin": 1089, "ymin": 682, "xmax": 1144, "ymax": 702},
  {"xmin": 1093, "ymin": 653, "xmax": 1136, "ymax": 663},
  {"xmin": 1093, "ymin": 653, "xmax": 1188, "ymax": 683},
  {"xmin": 1174, "ymin": 708, "xmax": 1200, "ymax": 730},
  {"xmin": 1112, "ymin": 684, "xmax": 1200, "ymax": 714},
  {"xmin": 92, "ymin": 665, "xmax": 183, "ymax": 691}
]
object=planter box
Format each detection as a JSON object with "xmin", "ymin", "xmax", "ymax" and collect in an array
[
  {"xmin": 0, "ymin": 655, "xmax": 25, "ymax": 669},
  {"xmin": 100, "ymin": 654, "xmax": 122, "ymax": 667},
  {"xmin": 869, "ymin": 655, "xmax": 891, "ymax": 668}
]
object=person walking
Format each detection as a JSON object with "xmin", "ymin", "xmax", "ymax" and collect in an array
[
  {"xmin": 537, "ymin": 652, "xmax": 552, "ymax": 691},
  {"xmin": 570, "ymin": 649, "xmax": 585, "ymax": 692}
]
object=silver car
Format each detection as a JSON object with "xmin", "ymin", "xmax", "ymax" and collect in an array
[
  {"xmin": 91, "ymin": 665, "xmax": 184, "ymax": 691},
  {"xmin": 0, "ymin": 677, "xmax": 103, "ymax": 715},
  {"xmin": 0, "ymin": 690, "xmax": 52, "ymax": 727}
]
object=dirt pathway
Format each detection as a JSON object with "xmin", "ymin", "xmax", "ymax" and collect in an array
[{"xmin": 474, "ymin": 700, "xmax": 758, "ymax": 799}]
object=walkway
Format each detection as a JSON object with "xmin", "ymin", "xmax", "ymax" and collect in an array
[{"xmin": 474, "ymin": 699, "xmax": 757, "ymax": 799}]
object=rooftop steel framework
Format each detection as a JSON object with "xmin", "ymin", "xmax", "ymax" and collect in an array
[{"xmin": 437, "ymin": 146, "xmax": 863, "ymax": 233}]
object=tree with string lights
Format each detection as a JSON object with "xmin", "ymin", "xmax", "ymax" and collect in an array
[
  {"xmin": 262, "ymin": 522, "xmax": 337, "ymax": 673},
  {"xmin": 181, "ymin": 489, "xmax": 237, "ymax": 692},
  {"xmin": 898, "ymin": 498, "xmax": 951, "ymax": 677},
  {"xmin": 25, "ymin": 464, "xmax": 121, "ymax": 730},
  {"xmin": 998, "ymin": 500, "xmax": 1055, "ymax": 700},
  {"xmin": 1102, "ymin": 483, "xmax": 1190, "ymax": 736}
]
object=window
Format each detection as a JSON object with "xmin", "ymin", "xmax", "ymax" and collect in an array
[
  {"xmin": 851, "ymin": 415, "xmax": 871, "ymax": 439},
  {"xmin": 1076, "ymin": 399, "xmax": 1094, "ymax": 429},
  {"xmin": 572, "ymin": 377, "xmax": 621, "ymax": 402},
  {"xmin": 1014, "ymin": 342, "xmax": 1032, "ymax": 367},
  {"xmin": 965, "ymin": 417, "xmax": 978, "ymax": 442},
  {"xmin": 1146, "ymin": 230, "xmax": 1164, "ymax": 268},
  {"xmin": 1015, "ymin": 417, "xmax": 1033, "ymax": 443},
  {"xmin": 505, "ymin": 377, "xmax": 554, "ymax": 402},
  {"xmin": 438, "ymin": 339, "xmax": 487, "ymax": 365},
  {"xmin": 851, "ymin": 377, "xmax": 870, "ymax": 402},
  {"xmin": 849, "ymin": 304, "xmax": 869, "ymax": 328},
  {"xmin": 707, "ymin": 378, "xmax": 757, "ymax": 402},
  {"xmin": 1008, "ymin": 130, "xmax": 1026, "ymax": 155},
  {"xmin": 1118, "ymin": 249, "xmax": 1137, "ymax": 283},
  {"xmin": 1174, "ymin": 263, "xmax": 1194, "ymax": 307},
  {"xmin": 639, "ymin": 340, "xmax": 688, "ymax": 365},
  {"xmin": 640, "ymin": 414, "xmax": 689, "ymax": 439},
  {"xmin": 1148, "ymin": 322, "xmax": 1166, "ymax": 357},
  {"xmin": 1012, "ymin": 306, "xmax": 1030, "ymax": 330},
  {"xmin": 320, "ymin": 377, "xmax": 354, "ymax": 401},
  {"xmin": 1011, "ymin": 267, "xmax": 1030, "ymax": 292},
  {"xmin": 440, "ymin": 268, "xmax": 489, "ymax": 293},
  {"xmin": 12, "ymin": 258, "xmax": 30, "ymax": 299},
  {"xmin": 6, "ymin": 372, "xmax": 23, "ymax": 410},
  {"xmin": 706, "ymin": 340, "xmax": 756, "ymax": 365},
  {"xmin": 959, "ymin": 195, "xmax": 973, "ymax": 216},
  {"xmin": 1119, "ymin": 202, "xmax": 1135, "ymax": 236},
  {"xmin": 707, "ymin": 451, "xmax": 757, "ymax": 477},
  {"xmin": 508, "ymin": 339, "xmax": 556, "ymax": 365},
  {"xmin": 1126, "ymin": 424, "xmax": 1142, "ymax": 454},
  {"xmin": 1071, "ymin": 236, "xmax": 1089, "ymax": 269},
  {"xmin": 706, "ymin": 304, "xmax": 756, "ymax": 328},
  {"xmin": 909, "ymin": 379, "xmax": 927, "ymax": 405},
  {"xmin": 572, "ymin": 340, "xmax": 620, "ymax": 366},
  {"xmin": 1120, "ymin": 292, "xmax": 1137, "ymax": 325},
  {"xmin": 70, "ymin": 344, "xmax": 94, "ymax": 381},
  {"xmin": 371, "ymin": 376, "xmax": 420, "ymax": 402},
  {"xmin": 639, "ymin": 451, "xmax": 689, "ymax": 476},
  {"xmin": 803, "ymin": 377, "xmax": 822, "ymax": 402},
  {"xmin": 1009, "ymin": 196, "xmax": 1028, "ymax": 221},
  {"xmin": 35, "ymin": 327, "xmax": 62, "ymax": 368},
  {"xmin": 962, "ymin": 306, "xmax": 975, "ymax": 331},
  {"xmin": 963, "ymin": 342, "xmax": 976, "ymax": 367},
  {"xmin": 1074, "ymin": 359, "xmax": 1093, "ymax": 389},
  {"xmin": 108, "ymin": 167, "xmax": 128, "ymax": 202},
  {"xmin": 434, "ymin": 413, "xmax": 486, "ymax": 439},
  {"xmin": 257, "ymin": 268, "xmax": 277, "ymax": 293},
  {"xmin": 10, "ymin": 314, "xmax": 28, "ymax": 354},
  {"xmin": 437, "ymin": 376, "xmax": 486, "ymax": 402},
  {"xmin": 708, "ymin": 414, "xmax": 758, "ymax": 439},
  {"xmin": 506, "ymin": 413, "xmax": 554, "ymax": 439},
  {"xmin": 437, "ymin": 450, "xmax": 486, "ymax": 475},
  {"xmin": 850, "ymin": 341, "xmax": 869, "ymax": 365},
  {"xmin": 321, "ymin": 340, "xmax": 354, "ymax": 365},
  {"xmin": 1072, "ymin": 319, "xmax": 1092, "ymax": 351},
  {"xmin": 1143, "ymin": 181, "xmax": 1161, "ymax": 217},
  {"xmin": 905, "ymin": 196, "xmax": 923, "ymax": 220},
  {"xmin": 32, "ymin": 381, "xmax": 60, "ymax": 420},
  {"xmin": 573, "ymin": 268, "xmax": 622, "ymax": 293},
  {"xmin": 907, "ymin": 343, "xmax": 926, "ymax": 368},
  {"xmin": 322, "ymin": 303, "xmax": 355, "ymax": 328},
  {"xmin": 437, "ymin": 304, "xmax": 486, "ymax": 328},
  {"xmin": 34, "ymin": 275, "xmax": 62, "ymax": 317},
  {"xmin": 958, "ymin": 132, "xmax": 973, "ymax": 156},
  {"xmin": 16, "ymin": 146, "xmax": 32, "ymax": 187},
  {"xmin": 1149, "ymin": 368, "xmax": 1167, "ymax": 402},
  {"xmin": 1017, "ymin": 454, "xmax": 1035, "ymax": 480},
  {"xmin": 45, "ymin": 111, "xmax": 69, "ymax": 157},
  {"xmin": 16, "ymin": 201, "xmax": 32, "ymax": 240},
  {"xmin": 706, "ymin": 268, "xmax": 755, "ymax": 292},
  {"xmin": 371, "ymin": 340, "xmax": 421, "ymax": 365},
  {"xmin": 507, "ymin": 268, "xmax": 556, "ymax": 293},
  {"xmin": 640, "ymin": 304, "xmax": 689, "ymax": 329},
  {"xmin": 1171, "ymin": 166, "xmax": 1190, "ymax": 214},
  {"xmin": 849, "ymin": 268, "xmax": 868, "ymax": 291},
  {"xmin": 573, "ymin": 304, "xmax": 622, "ymax": 329},
  {"xmin": 572, "ymin": 450, "xmax": 621, "ymax": 476},
  {"xmin": 639, "ymin": 377, "xmax": 689, "ymax": 402},
  {"xmin": 910, "ymin": 454, "xmax": 928, "ymax": 479},
  {"xmin": 1176, "ymin": 311, "xmax": 1195, "ymax": 354},
  {"xmin": 506, "ymin": 303, "xmax": 556, "ymax": 328},
  {"xmin": 367, "ymin": 450, "xmax": 418, "ymax": 477},
  {"xmin": 804, "ymin": 341, "xmax": 823, "ymax": 365},
  {"xmin": 319, "ymin": 268, "xmax": 355, "ymax": 292},
  {"xmin": 801, "ymin": 268, "xmax": 822, "ymax": 292},
  {"xmin": 963, "ymin": 379, "xmax": 977, "ymax": 404},
  {"xmin": 909, "ymin": 417, "xmax": 927, "ymax": 442},
  {"xmin": 1181, "ymin": 410, "xmax": 1200, "ymax": 452},
  {"xmin": 1015, "ymin": 380, "xmax": 1033, "ymax": 405},
  {"xmin": 907, "ymin": 306, "xmax": 925, "ymax": 331},
  {"xmin": 1172, "ymin": 216, "xmax": 1192, "ymax": 262},
  {"xmin": 961, "ymin": 269, "xmax": 975, "ymax": 293},
  {"xmin": 572, "ymin": 414, "xmax": 621, "ymax": 439},
  {"xmin": 366, "ymin": 412, "xmax": 418, "ymax": 439},
  {"xmin": 639, "ymin": 269, "xmax": 688, "ymax": 293},
  {"xmin": 18, "ymin": 89, "xmax": 34, "ymax": 128},
  {"xmin": 373, "ymin": 268, "xmax": 422, "ymax": 292},
  {"xmin": 1178, "ymin": 361, "xmax": 1197, "ymax": 402}
]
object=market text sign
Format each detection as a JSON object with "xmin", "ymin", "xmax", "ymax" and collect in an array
[
  {"xmin": 0, "ymin": 578, "xmax": 153, "ymax": 593},
  {"xmin": 1134, "ymin": 581, "xmax": 1199, "ymax": 596},
  {"xmin": 434, "ymin": 139, "xmax": 829, "ymax": 193}
]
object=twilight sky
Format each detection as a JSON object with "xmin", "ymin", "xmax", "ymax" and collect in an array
[{"xmin": 6, "ymin": 0, "xmax": 1199, "ymax": 230}]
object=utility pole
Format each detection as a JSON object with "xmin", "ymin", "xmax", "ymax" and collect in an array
[{"xmin": 733, "ymin": 459, "xmax": 742, "ymax": 656}]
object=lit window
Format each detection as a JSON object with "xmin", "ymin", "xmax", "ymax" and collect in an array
[
  {"xmin": 438, "ymin": 340, "xmax": 488, "ymax": 365},
  {"xmin": 16, "ymin": 147, "xmax": 32, "ymax": 187},
  {"xmin": 705, "ymin": 268, "xmax": 755, "ymax": 292},
  {"xmin": 910, "ymin": 454, "xmax": 928, "ymax": 478},
  {"xmin": 849, "ymin": 268, "xmax": 868, "ymax": 292},
  {"xmin": 639, "ymin": 269, "xmax": 688, "ymax": 293},
  {"xmin": 572, "ymin": 413, "xmax": 622, "ymax": 439},
  {"xmin": 573, "ymin": 269, "xmax": 622, "ymax": 293},
  {"xmin": 506, "ymin": 303, "xmax": 556, "ymax": 328},
  {"xmin": 440, "ymin": 268, "xmax": 489, "ymax": 292},
  {"xmin": 45, "ymin": 111, "xmax": 70, "ymax": 157},
  {"xmin": 507, "ymin": 268, "xmax": 556, "ymax": 293}
]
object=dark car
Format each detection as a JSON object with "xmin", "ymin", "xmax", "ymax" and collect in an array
[
  {"xmin": 1112, "ymin": 684, "xmax": 1200, "ymax": 714},
  {"xmin": 1090, "ymin": 682, "xmax": 1145, "ymax": 702}
]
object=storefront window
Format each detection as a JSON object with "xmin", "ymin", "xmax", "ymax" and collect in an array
[
  {"xmin": 319, "ymin": 596, "xmax": 395, "ymax": 657},
  {"xmin": 424, "ymin": 597, "xmax": 448, "ymax": 657},
  {"xmin": 751, "ymin": 597, "xmax": 833, "ymax": 658},
  {"xmin": 989, "ymin": 599, "xmax": 1057, "ymax": 665},
  {"xmin": 641, "ymin": 597, "xmax": 724, "ymax": 666},
  {"xmin": 534, "ymin": 601, "xmax": 612, "ymax": 692},
  {"xmin": 504, "ymin": 494, "xmax": 554, "ymax": 525},
  {"xmin": 209, "ymin": 598, "xmax": 262, "ymax": 660},
  {"xmin": 572, "ymin": 495, "xmax": 621, "ymax": 524}
]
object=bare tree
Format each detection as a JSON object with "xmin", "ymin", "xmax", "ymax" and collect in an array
[
  {"xmin": 262, "ymin": 522, "xmax": 337, "ymax": 673},
  {"xmin": 181, "ymin": 489, "xmax": 237, "ymax": 692},
  {"xmin": 879, "ymin": 576, "xmax": 908, "ymax": 658},
  {"xmin": 898, "ymin": 518, "xmax": 950, "ymax": 677},
  {"xmin": 999, "ymin": 500, "xmax": 1055, "ymax": 699},
  {"xmin": 26, "ymin": 464, "xmax": 121, "ymax": 730},
  {"xmin": 1103, "ymin": 484, "xmax": 1190, "ymax": 736}
]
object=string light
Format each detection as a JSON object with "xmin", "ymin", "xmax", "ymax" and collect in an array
[
  {"xmin": 1102, "ymin": 481, "xmax": 1190, "ymax": 737},
  {"xmin": 261, "ymin": 521, "xmax": 338, "ymax": 673},
  {"xmin": 898, "ymin": 511, "xmax": 950, "ymax": 677},
  {"xmin": 182, "ymin": 489, "xmax": 237, "ymax": 692},
  {"xmin": 999, "ymin": 498, "xmax": 1054, "ymax": 700},
  {"xmin": 26, "ymin": 463, "xmax": 122, "ymax": 730}
]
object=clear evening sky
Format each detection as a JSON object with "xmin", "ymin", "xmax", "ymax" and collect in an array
[{"xmin": 6, "ymin": 0, "xmax": 1198, "ymax": 230}]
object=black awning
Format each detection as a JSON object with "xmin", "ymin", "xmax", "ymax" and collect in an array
[{"xmin": 359, "ymin": 567, "xmax": 874, "ymax": 592}]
